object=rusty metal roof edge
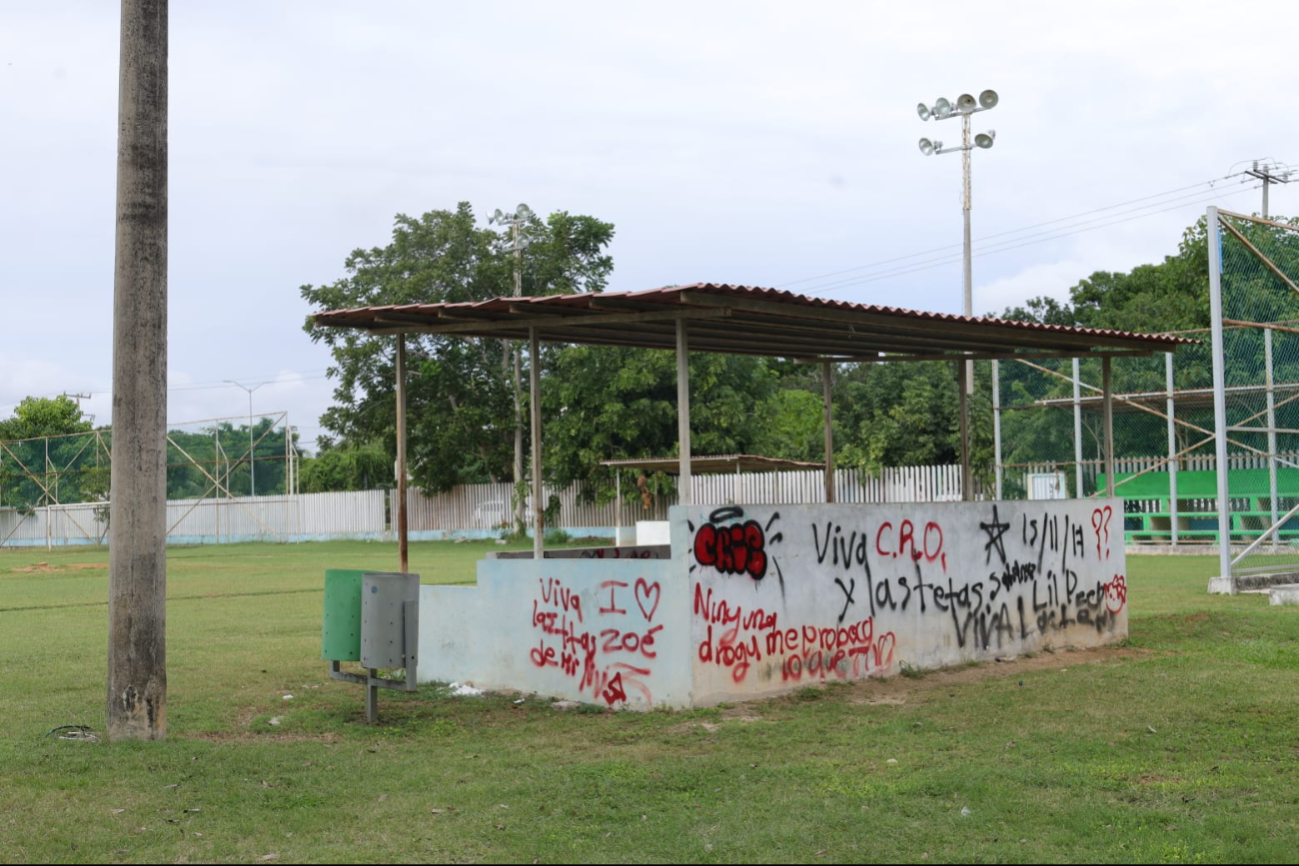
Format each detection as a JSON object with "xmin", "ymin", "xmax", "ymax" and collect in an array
[{"xmin": 312, "ymin": 283, "xmax": 1197, "ymax": 345}]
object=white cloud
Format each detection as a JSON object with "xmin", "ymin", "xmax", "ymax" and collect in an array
[{"xmin": 1, "ymin": 0, "xmax": 1295, "ymax": 441}]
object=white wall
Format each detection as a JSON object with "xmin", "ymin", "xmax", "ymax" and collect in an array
[
  {"xmin": 677, "ymin": 501, "xmax": 1128, "ymax": 705},
  {"xmin": 415, "ymin": 500, "xmax": 1128, "ymax": 710},
  {"xmin": 419, "ymin": 557, "xmax": 691, "ymax": 710}
]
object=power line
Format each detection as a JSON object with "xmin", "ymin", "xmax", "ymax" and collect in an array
[
  {"xmin": 779, "ymin": 172, "xmax": 1254, "ymax": 292},
  {"xmin": 802, "ymin": 183, "xmax": 1261, "ymax": 298}
]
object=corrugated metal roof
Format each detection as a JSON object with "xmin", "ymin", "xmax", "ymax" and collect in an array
[
  {"xmin": 313, "ymin": 282, "xmax": 1194, "ymax": 361},
  {"xmin": 600, "ymin": 454, "xmax": 825, "ymax": 474}
]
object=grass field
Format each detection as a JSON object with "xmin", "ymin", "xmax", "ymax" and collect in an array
[{"xmin": 0, "ymin": 541, "xmax": 1294, "ymax": 864}]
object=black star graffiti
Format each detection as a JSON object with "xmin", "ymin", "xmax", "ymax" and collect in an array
[{"xmin": 980, "ymin": 504, "xmax": 1010, "ymax": 566}]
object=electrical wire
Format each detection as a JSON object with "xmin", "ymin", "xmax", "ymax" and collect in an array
[
  {"xmin": 798, "ymin": 183, "xmax": 1261, "ymax": 297},
  {"xmin": 780, "ymin": 172, "xmax": 1259, "ymax": 295}
]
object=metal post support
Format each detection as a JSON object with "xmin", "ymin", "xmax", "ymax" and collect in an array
[
  {"xmin": 962, "ymin": 113, "xmax": 974, "ymax": 397},
  {"xmin": 396, "ymin": 335, "xmax": 409, "ymax": 573},
  {"xmin": 1166, "ymin": 352, "xmax": 1179, "ymax": 547},
  {"xmin": 1073, "ymin": 358, "xmax": 1085, "ymax": 497},
  {"xmin": 958, "ymin": 360, "xmax": 972, "ymax": 501},
  {"xmin": 676, "ymin": 318, "xmax": 692, "ymax": 507},
  {"xmin": 822, "ymin": 361, "xmax": 835, "ymax": 503},
  {"xmin": 529, "ymin": 327, "xmax": 544, "ymax": 560},
  {"xmin": 992, "ymin": 359, "xmax": 1003, "ymax": 500},
  {"xmin": 615, "ymin": 471, "xmax": 622, "ymax": 547},
  {"xmin": 366, "ymin": 668, "xmax": 379, "ymax": 724},
  {"xmin": 1266, "ymin": 327, "xmax": 1279, "ymax": 542},
  {"xmin": 1102, "ymin": 357, "xmax": 1115, "ymax": 499},
  {"xmin": 1207, "ymin": 207, "xmax": 1233, "ymax": 581}
]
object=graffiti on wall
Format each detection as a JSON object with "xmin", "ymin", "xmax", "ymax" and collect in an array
[
  {"xmin": 688, "ymin": 502, "xmax": 1126, "ymax": 691},
  {"xmin": 528, "ymin": 574, "xmax": 664, "ymax": 707}
]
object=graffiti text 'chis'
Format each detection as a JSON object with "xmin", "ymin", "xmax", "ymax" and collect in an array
[{"xmin": 694, "ymin": 520, "xmax": 768, "ymax": 580}]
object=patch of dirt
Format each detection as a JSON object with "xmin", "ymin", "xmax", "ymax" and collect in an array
[{"xmin": 11, "ymin": 561, "xmax": 107, "ymax": 573}]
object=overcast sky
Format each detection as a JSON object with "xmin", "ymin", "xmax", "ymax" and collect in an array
[{"xmin": 2, "ymin": 1, "xmax": 1295, "ymax": 450}]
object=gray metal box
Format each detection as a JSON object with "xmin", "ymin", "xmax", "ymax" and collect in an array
[{"xmin": 360, "ymin": 572, "xmax": 419, "ymax": 671}]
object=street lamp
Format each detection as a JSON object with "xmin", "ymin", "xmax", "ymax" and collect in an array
[
  {"xmin": 916, "ymin": 89, "xmax": 999, "ymax": 325},
  {"xmin": 225, "ymin": 380, "xmax": 266, "ymax": 497}
]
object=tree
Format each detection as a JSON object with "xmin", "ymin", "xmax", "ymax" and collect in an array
[
  {"xmin": 0, "ymin": 395, "xmax": 93, "ymax": 441},
  {"xmin": 301, "ymin": 203, "xmax": 614, "ymax": 494},
  {"xmin": 541, "ymin": 345, "xmax": 779, "ymax": 501},
  {"xmin": 0, "ymin": 396, "xmax": 98, "ymax": 510}
]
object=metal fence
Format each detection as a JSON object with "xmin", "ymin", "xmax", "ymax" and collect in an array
[
  {"xmin": 992, "ymin": 208, "xmax": 1299, "ymax": 577},
  {"xmin": 1, "ymin": 463, "xmax": 979, "ymax": 549}
]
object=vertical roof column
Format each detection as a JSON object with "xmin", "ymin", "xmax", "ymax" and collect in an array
[{"xmin": 677, "ymin": 318, "xmax": 692, "ymax": 506}]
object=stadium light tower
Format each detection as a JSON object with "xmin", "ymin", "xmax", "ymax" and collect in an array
[{"xmin": 917, "ymin": 89, "xmax": 999, "ymax": 326}]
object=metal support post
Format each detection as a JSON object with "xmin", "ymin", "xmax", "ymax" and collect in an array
[
  {"xmin": 1102, "ymin": 357, "xmax": 1115, "ymax": 499},
  {"xmin": 1073, "ymin": 358, "xmax": 1085, "ymax": 497},
  {"xmin": 958, "ymin": 360, "xmax": 972, "ymax": 501},
  {"xmin": 529, "ymin": 327, "xmax": 544, "ymax": 559},
  {"xmin": 1266, "ymin": 327, "xmax": 1279, "ymax": 543},
  {"xmin": 395, "ymin": 335, "xmax": 409, "ymax": 573},
  {"xmin": 676, "ymin": 318, "xmax": 692, "ymax": 507},
  {"xmin": 614, "ymin": 471, "xmax": 622, "ymax": 546},
  {"xmin": 1166, "ymin": 352, "xmax": 1179, "ymax": 547},
  {"xmin": 992, "ymin": 359, "xmax": 1003, "ymax": 500},
  {"xmin": 822, "ymin": 361, "xmax": 835, "ymax": 503},
  {"xmin": 366, "ymin": 668, "xmax": 379, "ymax": 724},
  {"xmin": 1208, "ymin": 207, "xmax": 1233, "ymax": 581}
]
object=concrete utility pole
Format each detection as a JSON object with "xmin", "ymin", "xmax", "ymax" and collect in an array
[
  {"xmin": 1244, "ymin": 161, "xmax": 1293, "ymax": 219},
  {"xmin": 108, "ymin": 0, "xmax": 168, "ymax": 742}
]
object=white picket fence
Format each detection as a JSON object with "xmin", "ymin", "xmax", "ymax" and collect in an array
[{"xmin": 1, "ymin": 464, "xmax": 975, "ymax": 548}]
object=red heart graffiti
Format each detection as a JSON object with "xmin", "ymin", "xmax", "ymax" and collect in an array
[{"xmin": 634, "ymin": 578, "xmax": 661, "ymax": 622}]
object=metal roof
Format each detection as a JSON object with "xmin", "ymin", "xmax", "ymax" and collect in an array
[
  {"xmin": 600, "ymin": 454, "xmax": 825, "ymax": 475},
  {"xmin": 313, "ymin": 283, "xmax": 1194, "ymax": 361}
]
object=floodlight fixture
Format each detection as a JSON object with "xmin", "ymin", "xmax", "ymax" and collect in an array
[{"xmin": 913, "ymin": 87, "xmax": 1001, "ymax": 331}]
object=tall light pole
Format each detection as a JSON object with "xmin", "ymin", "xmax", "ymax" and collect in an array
[
  {"xmin": 918, "ymin": 90, "xmax": 998, "ymax": 501},
  {"xmin": 917, "ymin": 89, "xmax": 999, "ymax": 330},
  {"xmin": 225, "ymin": 380, "xmax": 265, "ymax": 497}
]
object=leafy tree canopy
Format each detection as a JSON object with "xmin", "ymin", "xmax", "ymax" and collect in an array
[{"xmin": 301, "ymin": 202, "xmax": 616, "ymax": 492}]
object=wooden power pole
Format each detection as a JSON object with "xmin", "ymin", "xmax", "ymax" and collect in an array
[{"xmin": 108, "ymin": 0, "xmax": 168, "ymax": 742}]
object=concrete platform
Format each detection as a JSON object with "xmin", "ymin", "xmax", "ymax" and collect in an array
[
  {"xmin": 1269, "ymin": 584, "xmax": 1299, "ymax": 605},
  {"xmin": 1208, "ymin": 571, "xmax": 1299, "ymax": 595}
]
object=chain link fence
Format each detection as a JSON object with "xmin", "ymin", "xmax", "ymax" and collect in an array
[{"xmin": 994, "ymin": 209, "xmax": 1299, "ymax": 576}]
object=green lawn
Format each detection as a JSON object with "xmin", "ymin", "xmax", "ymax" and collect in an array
[{"xmin": 0, "ymin": 543, "xmax": 1294, "ymax": 864}]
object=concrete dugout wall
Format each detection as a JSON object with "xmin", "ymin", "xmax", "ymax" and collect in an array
[{"xmin": 418, "ymin": 500, "xmax": 1129, "ymax": 709}]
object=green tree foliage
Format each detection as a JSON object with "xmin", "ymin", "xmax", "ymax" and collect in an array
[
  {"xmin": 996, "ymin": 215, "xmax": 1299, "ymax": 481},
  {"xmin": 833, "ymin": 361, "xmax": 994, "ymax": 481},
  {"xmin": 164, "ymin": 420, "xmax": 297, "ymax": 500},
  {"xmin": 0, "ymin": 397, "xmax": 97, "ymax": 510},
  {"xmin": 541, "ymin": 346, "xmax": 779, "ymax": 498},
  {"xmin": 0, "ymin": 396, "xmax": 92, "ymax": 441},
  {"xmin": 300, "ymin": 202, "xmax": 615, "ymax": 492},
  {"xmin": 299, "ymin": 440, "xmax": 391, "ymax": 493}
]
